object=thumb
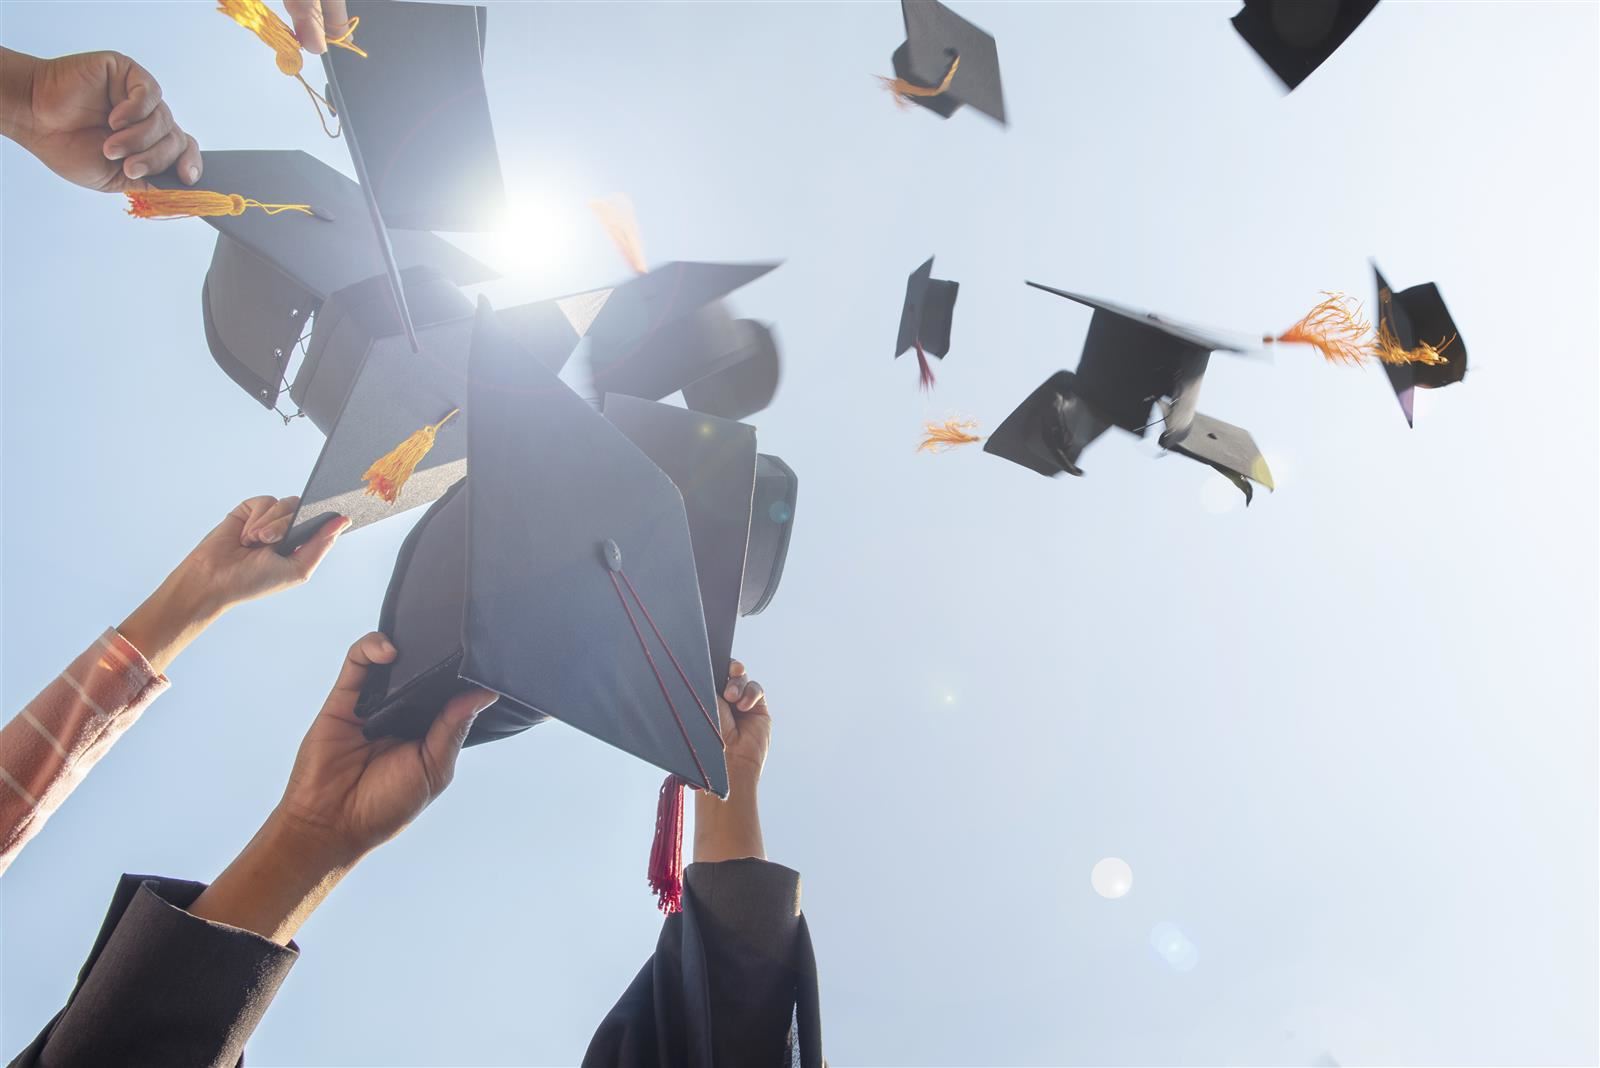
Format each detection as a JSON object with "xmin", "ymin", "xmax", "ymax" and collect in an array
[
  {"xmin": 420, "ymin": 688, "xmax": 496, "ymax": 795},
  {"xmin": 291, "ymin": 515, "xmax": 351, "ymax": 578}
]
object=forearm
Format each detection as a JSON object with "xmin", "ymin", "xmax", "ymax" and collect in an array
[
  {"xmin": 189, "ymin": 812, "xmax": 357, "ymax": 946},
  {"xmin": 0, "ymin": 47, "xmax": 39, "ymax": 145},
  {"xmin": 693, "ymin": 772, "xmax": 764, "ymax": 863},
  {"xmin": 117, "ymin": 561, "xmax": 230, "ymax": 676}
]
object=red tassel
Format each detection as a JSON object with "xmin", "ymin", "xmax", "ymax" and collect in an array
[
  {"xmin": 647, "ymin": 774, "xmax": 687, "ymax": 914},
  {"xmin": 915, "ymin": 337, "xmax": 936, "ymax": 392}
]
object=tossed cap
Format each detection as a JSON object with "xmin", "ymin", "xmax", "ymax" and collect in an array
[
  {"xmin": 890, "ymin": 0, "xmax": 1006, "ymax": 124},
  {"xmin": 1372, "ymin": 262, "xmax": 1467, "ymax": 427},
  {"xmin": 1231, "ymin": 0, "xmax": 1380, "ymax": 91}
]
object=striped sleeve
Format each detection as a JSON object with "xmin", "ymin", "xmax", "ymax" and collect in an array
[{"xmin": 0, "ymin": 629, "xmax": 170, "ymax": 876}]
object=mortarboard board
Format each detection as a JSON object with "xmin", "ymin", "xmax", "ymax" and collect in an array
[
  {"xmin": 585, "ymin": 262, "xmax": 783, "ymax": 421},
  {"xmin": 149, "ymin": 149, "xmax": 495, "ymax": 411},
  {"xmin": 320, "ymin": 0, "xmax": 505, "ymax": 351},
  {"xmin": 360, "ymin": 298, "xmax": 728, "ymax": 797},
  {"xmin": 602, "ymin": 395, "xmax": 758, "ymax": 685},
  {"xmin": 896, "ymin": 256, "xmax": 959, "ymax": 390},
  {"xmin": 1025, "ymin": 282, "xmax": 1248, "ymax": 435},
  {"xmin": 322, "ymin": 0, "xmax": 504, "ymax": 232},
  {"xmin": 1372, "ymin": 263, "xmax": 1467, "ymax": 427},
  {"xmin": 888, "ymin": 0, "xmax": 1007, "ymax": 125},
  {"xmin": 1156, "ymin": 405, "xmax": 1276, "ymax": 504},
  {"xmin": 982, "ymin": 371, "xmax": 1112, "ymax": 478},
  {"xmin": 1231, "ymin": 0, "xmax": 1380, "ymax": 91},
  {"xmin": 742, "ymin": 454, "xmax": 798, "ymax": 616}
]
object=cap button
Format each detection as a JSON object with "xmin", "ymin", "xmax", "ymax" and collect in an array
[{"xmin": 601, "ymin": 538, "xmax": 623, "ymax": 572}]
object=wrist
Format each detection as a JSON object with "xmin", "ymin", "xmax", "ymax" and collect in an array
[
  {"xmin": 117, "ymin": 564, "xmax": 229, "ymax": 676},
  {"xmin": 188, "ymin": 809, "xmax": 358, "ymax": 946},
  {"xmin": 693, "ymin": 772, "xmax": 764, "ymax": 863},
  {"xmin": 0, "ymin": 48, "xmax": 41, "ymax": 146}
]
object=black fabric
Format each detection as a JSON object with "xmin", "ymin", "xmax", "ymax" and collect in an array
[
  {"xmin": 8, "ymin": 875, "xmax": 297, "ymax": 1068},
  {"xmin": 583, "ymin": 860, "xmax": 822, "ymax": 1068},
  {"xmin": 983, "ymin": 371, "xmax": 1112, "ymax": 477},
  {"xmin": 680, "ymin": 321, "xmax": 782, "ymax": 422},
  {"xmin": 1231, "ymin": 0, "xmax": 1380, "ymax": 91},
  {"xmin": 199, "ymin": 236, "xmax": 310, "ymax": 410},
  {"xmin": 740, "ymin": 455, "xmax": 798, "ymax": 617}
]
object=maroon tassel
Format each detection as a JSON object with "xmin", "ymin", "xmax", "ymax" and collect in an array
[
  {"xmin": 915, "ymin": 337, "xmax": 936, "ymax": 392},
  {"xmin": 647, "ymin": 774, "xmax": 687, "ymax": 914}
]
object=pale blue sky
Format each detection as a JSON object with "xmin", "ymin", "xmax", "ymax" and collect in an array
[{"xmin": 3, "ymin": 2, "xmax": 1597, "ymax": 1065}]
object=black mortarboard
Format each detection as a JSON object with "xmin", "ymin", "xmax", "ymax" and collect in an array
[
  {"xmin": 1156, "ymin": 405, "xmax": 1276, "ymax": 504},
  {"xmin": 891, "ymin": 0, "xmax": 1007, "ymax": 125},
  {"xmin": 322, "ymin": 0, "xmax": 504, "ymax": 231},
  {"xmin": 983, "ymin": 371, "xmax": 1113, "ymax": 478},
  {"xmin": 602, "ymin": 395, "xmax": 757, "ymax": 685},
  {"xmin": 896, "ymin": 256, "xmax": 959, "ymax": 362},
  {"xmin": 585, "ymin": 262, "xmax": 783, "ymax": 421},
  {"xmin": 1372, "ymin": 263, "xmax": 1467, "ymax": 427},
  {"xmin": 742, "ymin": 454, "xmax": 798, "ymax": 616},
  {"xmin": 320, "ymin": 1, "xmax": 504, "ymax": 351},
  {"xmin": 150, "ymin": 149, "xmax": 495, "ymax": 410},
  {"xmin": 360, "ymin": 299, "xmax": 728, "ymax": 798},
  {"xmin": 278, "ymin": 275, "xmax": 587, "ymax": 551},
  {"xmin": 1231, "ymin": 0, "xmax": 1380, "ymax": 91},
  {"xmin": 1025, "ymin": 282, "xmax": 1247, "ymax": 435}
]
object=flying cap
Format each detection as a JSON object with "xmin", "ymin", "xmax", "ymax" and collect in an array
[
  {"xmin": 887, "ymin": 0, "xmax": 1007, "ymax": 124},
  {"xmin": 896, "ymin": 256, "xmax": 959, "ymax": 390},
  {"xmin": 1231, "ymin": 0, "xmax": 1380, "ymax": 91},
  {"xmin": 1372, "ymin": 263, "xmax": 1467, "ymax": 427}
]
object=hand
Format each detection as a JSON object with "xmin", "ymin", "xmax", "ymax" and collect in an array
[
  {"xmin": 695, "ymin": 661, "xmax": 771, "ymax": 864},
  {"xmin": 188, "ymin": 633, "xmax": 494, "ymax": 944},
  {"xmin": 273, "ymin": 632, "xmax": 497, "ymax": 865},
  {"xmin": 2, "ymin": 49, "xmax": 202, "ymax": 191},
  {"xmin": 283, "ymin": 0, "xmax": 354, "ymax": 55},
  {"xmin": 119, "ymin": 497, "xmax": 347, "ymax": 675},
  {"xmin": 719, "ymin": 660, "xmax": 771, "ymax": 784}
]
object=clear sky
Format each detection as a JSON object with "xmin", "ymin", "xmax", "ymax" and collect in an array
[{"xmin": 3, "ymin": 2, "xmax": 1597, "ymax": 1065}]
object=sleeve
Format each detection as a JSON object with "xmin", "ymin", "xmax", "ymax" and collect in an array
[
  {"xmin": 583, "ymin": 859, "xmax": 822, "ymax": 1068},
  {"xmin": 7, "ymin": 874, "xmax": 299, "ymax": 1068},
  {"xmin": 0, "ymin": 629, "xmax": 170, "ymax": 876}
]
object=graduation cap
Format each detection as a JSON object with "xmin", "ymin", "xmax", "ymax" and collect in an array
[
  {"xmin": 585, "ymin": 261, "xmax": 783, "ymax": 422},
  {"xmin": 1231, "ymin": 0, "xmax": 1380, "ymax": 91},
  {"xmin": 1372, "ymin": 262, "xmax": 1467, "ymax": 426},
  {"xmin": 896, "ymin": 256, "xmax": 959, "ymax": 391},
  {"xmin": 883, "ymin": 0, "xmax": 1006, "ymax": 125},
  {"xmin": 359, "ymin": 297, "xmax": 727, "ymax": 799},
  {"xmin": 742, "ymin": 454, "xmax": 798, "ymax": 616},
  {"xmin": 968, "ymin": 284, "xmax": 1274, "ymax": 502},
  {"xmin": 320, "ymin": 0, "xmax": 506, "ymax": 352},
  {"xmin": 360, "ymin": 297, "xmax": 728, "ymax": 910},
  {"xmin": 146, "ymin": 149, "xmax": 495, "ymax": 412}
]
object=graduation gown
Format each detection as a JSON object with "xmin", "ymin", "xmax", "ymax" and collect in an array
[
  {"xmin": 584, "ymin": 858, "xmax": 822, "ymax": 1068},
  {"xmin": 8, "ymin": 874, "xmax": 298, "ymax": 1068}
]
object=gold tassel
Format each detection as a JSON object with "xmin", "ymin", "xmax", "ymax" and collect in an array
[
  {"xmin": 917, "ymin": 417, "xmax": 983, "ymax": 453},
  {"xmin": 216, "ymin": 0, "xmax": 365, "ymax": 137},
  {"xmin": 362, "ymin": 409, "xmax": 460, "ymax": 504},
  {"xmin": 877, "ymin": 54, "xmax": 961, "ymax": 109},
  {"xmin": 1268, "ymin": 292, "xmax": 1372, "ymax": 366},
  {"xmin": 1372, "ymin": 316, "xmax": 1453, "ymax": 366},
  {"xmin": 125, "ymin": 189, "xmax": 313, "ymax": 219},
  {"xmin": 590, "ymin": 195, "xmax": 648, "ymax": 275}
]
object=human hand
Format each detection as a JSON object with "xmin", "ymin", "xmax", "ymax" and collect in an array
[
  {"xmin": 118, "ymin": 497, "xmax": 346, "ymax": 675},
  {"xmin": 2, "ymin": 49, "xmax": 202, "ymax": 191},
  {"xmin": 282, "ymin": 0, "xmax": 355, "ymax": 55},
  {"xmin": 272, "ymin": 633, "xmax": 497, "ymax": 866},
  {"xmin": 694, "ymin": 661, "xmax": 770, "ymax": 864},
  {"xmin": 719, "ymin": 660, "xmax": 771, "ymax": 785}
]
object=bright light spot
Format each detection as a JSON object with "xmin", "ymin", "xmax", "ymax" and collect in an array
[
  {"xmin": 942, "ymin": 691, "xmax": 957, "ymax": 705},
  {"xmin": 1091, "ymin": 857, "xmax": 1133, "ymax": 899},
  {"xmin": 768, "ymin": 500, "xmax": 793, "ymax": 524},
  {"xmin": 1150, "ymin": 921, "xmax": 1200, "ymax": 972},
  {"xmin": 476, "ymin": 194, "xmax": 580, "ymax": 278}
]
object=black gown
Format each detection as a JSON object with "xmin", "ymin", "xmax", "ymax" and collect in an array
[{"xmin": 584, "ymin": 858, "xmax": 823, "ymax": 1068}]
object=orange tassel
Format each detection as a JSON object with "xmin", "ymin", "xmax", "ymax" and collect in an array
[
  {"xmin": 917, "ymin": 417, "xmax": 984, "ymax": 453},
  {"xmin": 1372, "ymin": 295, "xmax": 1453, "ymax": 366},
  {"xmin": 877, "ymin": 54, "xmax": 962, "ymax": 109},
  {"xmin": 216, "ymin": 0, "xmax": 365, "ymax": 137},
  {"xmin": 590, "ymin": 195, "xmax": 648, "ymax": 275},
  {"xmin": 361, "ymin": 409, "xmax": 460, "ymax": 504},
  {"xmin": 1269, "ymin": 292, "xmax": 1372, "ymax": 366},
  {"xmin": 125, "ymin": 189, "xmax": 313, "ymax": 220}
]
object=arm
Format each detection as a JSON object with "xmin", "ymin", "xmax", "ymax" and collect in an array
[
  {"xmin": 0, "ymin": 46, "xmax": 200, "ymax": 190},
  {"xmin": 10, "ymin": 634, "xmax": 494, "ymax": 1067},
  {"xmin": 0, "ymin": 497, "xmax": 345, "ymax": 877},
  {"xmin": 692, "ymin": 661, "xmax": 770, "ymax": 864}
]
